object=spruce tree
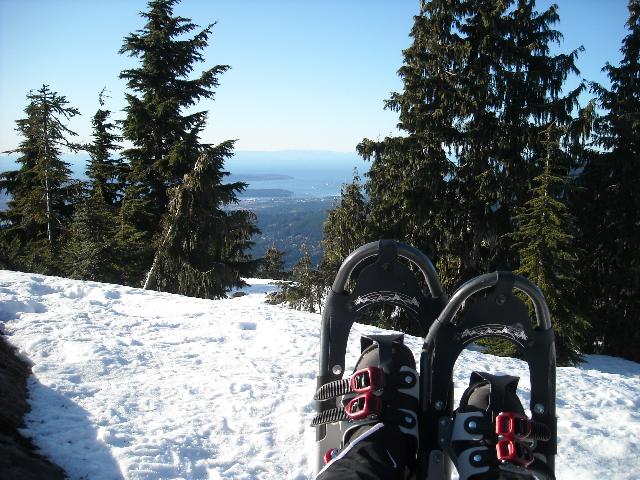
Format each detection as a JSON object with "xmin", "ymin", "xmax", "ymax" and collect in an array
[
  {"xmin": 119, "ymin": 0, "xmax": 229, "ymax": 235},
  {"xmin": 359, "ymin": 0, "xmax": 584, "ymax": 290},
  {"xmin": 119, "ymin": 0, "xmax": 258, "ymax": 292},
  {"xmin": 143, "ymin": 145, "xmax": 260, "ymax": 299},
  {"xmin": 0, "ymin": 85, "xmax": 79, "ymax": 273},
  {"xmin": 287, "ymin": 243, "xmax": 323, "ymax": 313},
  {"xmin": 85, "ymin": 88, "xmax": 124, "ymax": 206},
  {"xmin": 62, "ymin": 192, "xmax": 120, "ymax": 282},
  {"xmin": 319, "ymin": 171, "xmax": 371, "ymax": 285},
  {"xmin": 577, "ymin": 0, "xmax": 640, "ymax": 361},
  {"xmin": 115, "ymin": 185, "xmax": 151, "ymax": 286},
  {"xmin": 62, "ymin": 90, "xmax": 136, "ymax": 283},
  {"xmin": 259, "ymin": 244, "xmax": 287, "ymax": 280},
  {"xmin": 511, "ymin": 123, "xmax": 588, "ymax": 366}
]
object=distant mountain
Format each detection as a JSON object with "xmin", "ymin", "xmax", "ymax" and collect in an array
[{"xmin": 0, "ymin": 150, "xmax": 369, "ymax": 184}]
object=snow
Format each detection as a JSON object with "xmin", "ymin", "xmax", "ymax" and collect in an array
[{"xmin": 1, "ymin": 270, "xmax": 639, "ymax": 480}]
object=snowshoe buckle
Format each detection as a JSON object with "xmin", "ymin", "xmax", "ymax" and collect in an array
[
  {"xmin": 345, "ymin": 391, "xmax": 382, "ymax": 421},
  {"xmin": 496, "ymin": 439, "xmax": 534, "ymax": 467},
  {"xmin": 349, "ymin": 366, "xmax": 385, "ymax": 393},
  {"xmin": 496, "ymin": 411, "xmax": 532, "ymax": 440}
]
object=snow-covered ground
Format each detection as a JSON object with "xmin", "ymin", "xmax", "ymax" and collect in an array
[{"xmin": 0, "ymin": 270, "xmax": 639, "ymax": 480}]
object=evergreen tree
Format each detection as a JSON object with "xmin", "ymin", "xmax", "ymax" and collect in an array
[
  {"xmin": 259, "ymin": 244, "xmax": 287, "ymax": 280},
  {"xmin": 61, "ymin": 187, "xmax": 150, "ymax": 285},
  {"xmin": 115, "ymin": 184, "xmax": 152, "ymax": 286},
  {"xmin": 287, "ymin": 243, "xmax": 323, "ymax": 313},
  {"xmin": 62, "ymin": 89, "xmax": 124, "ymax": 283},
  {"xmin": 85, "ymin": 88, "xmax": 124, "ymax": 206},
  {"xmin": 319, "ymin": 171, "xmax": 371, "ymax": 285},
  {"xmin": 119, "ymin": 0, "xmax": 229, "ymax": 236},
  {"xmin": 0, "ymin": 85, "xmax": 79, "ymax": 273},
  {"xmin": 271, "ymin": 243, "xmax": 323, "ymax": 312},
  {"xmin": 62, "ymin": 192, "xmax": 120, "ymax": 282},
  {"xmin": 359, "ymin": 0, "xmax": 584, "ymax": 290},
  {"xmin": 511, "ymin": 123, "xmax": 588, "ymax": 366},
  {"xmin": 143, "ymin": 145, "xmax": 260, "ymax": 299},
  {"xmin": 577, "ymin": 0, "xmax": 640, "ymax": 361},
  {"xmin": 119, "ymin": 0, "xmax": 258, "ymax": 291}
]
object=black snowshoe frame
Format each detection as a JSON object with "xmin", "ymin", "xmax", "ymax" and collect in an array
[
  {"xmin": 419, "ymin": 271, "xmax": 556, "ymax": 480},
  {"xmin": 315, "ymin": 240, "xmax": 448, "ymax": 473},
  {"xmin": 313, "ymin": 240, "xmax": 557, "ymax": 480}
]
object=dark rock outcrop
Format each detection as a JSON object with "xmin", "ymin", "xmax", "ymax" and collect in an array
[{"xmin": 0, "ymin": 334, "xmax": 66, "ymax": 479}]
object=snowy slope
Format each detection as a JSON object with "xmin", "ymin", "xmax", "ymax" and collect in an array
[{"xmin": 0, "ymin": 270, "xmax": 639, "ymax": 480}]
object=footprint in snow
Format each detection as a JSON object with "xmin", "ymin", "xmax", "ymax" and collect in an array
[
  {"xmin": 28, "ymin": 282, "xmax": 57, "ymax": 295},
  {"xmin": 0, "ymin": 299, "xmax": 47, "ymax": 321},
  {"xmin": 63, "ymin": 285, "xmax": 90, "ymax": 299},
  {"xmin": 237, "ymin": 321, "xmax": 257, "ymax": 330}
]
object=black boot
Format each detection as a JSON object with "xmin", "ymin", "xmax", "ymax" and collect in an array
[
  {"xmin": 447, "ymin": 372, "xmax": 555, "ymax": 480},
  {"xmin": 313, "ymin": 335, "xmax": 419, "ymax": 480}
]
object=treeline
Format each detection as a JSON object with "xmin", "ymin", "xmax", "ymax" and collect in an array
[
  {"xmin": 281, "ymin": 0, "xmax": 640, "ymax": 365},
  {"xmin": 0, "ymin": 0, "xmax": 259, "ymax": 298}
]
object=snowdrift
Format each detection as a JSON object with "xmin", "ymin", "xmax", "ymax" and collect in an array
[{"xmin": 0, "ymin": 270, "xmax": 638, "ymax": 479}]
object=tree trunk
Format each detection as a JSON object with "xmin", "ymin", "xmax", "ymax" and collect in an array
[
  {"xmin": 143, "ymin": 197, "xmax": 179, "ymax": 290},
  {"xmin": 42, "ymin": 95, "xmax": 53, "ymax": 251},
  {"xmin": 143, "ymin": 224, "xmax": 173, "ymax": 290}
]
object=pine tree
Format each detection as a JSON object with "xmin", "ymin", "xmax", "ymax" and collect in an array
[
  {"xmin": 143, "ymin": 145, "xmax": 260, "ymax": 299},
  {"xmin": 119, "ymin": 0, "xmax": 229, "ymax": 236},
  {"xmin": 259, "ymin": 244, "xmax": 287, "ymax": 280},
  {"xmin": 319, "ymin": 171, "xmax": 371, "ymax": 285},
  {"xmin": 359, "ymin": 0, "xmax": 585, "ymax": 290},
  {"xmin": 0, "ymin": 85, "xmax": 79, "ymax": 273},
  {"xmin": 577, "ymin": 0, "xmax": 640, "ymax": 361},
  {"xmin": 357, "ymin": 0, "xmax": 453, "ymax": 273},
  {"xmin": 511, "ymin": 123, "xmax": 588, "ymax": 366}
]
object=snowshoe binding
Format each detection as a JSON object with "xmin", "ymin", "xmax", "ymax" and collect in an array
[
  {"xmin": 312, "ymin": 335, "xmax": 420, "ymax": 478},
  {"xmin": 443, "ymin": 371, "xmax": 555, "ymax": 479}
]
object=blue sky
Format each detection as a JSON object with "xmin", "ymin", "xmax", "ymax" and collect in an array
[{"xmin": 0, "ymin": 0, "xmax": 632, "ymax": 153}]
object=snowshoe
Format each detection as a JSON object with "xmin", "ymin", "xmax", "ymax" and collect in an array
[
  {"xmin": 311, "ymin": 240, "xmax": 448, "ymax": 476},
  {"xmin": 311, "ymin": 241, "xmax": 557, "ymax": 480},
  {"xmin": 418, "ymin": 272, "xmax": 557, "ymax": 480}
]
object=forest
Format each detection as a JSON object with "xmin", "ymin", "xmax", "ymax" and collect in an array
[{"xmin": 1, "ymin": 0, "xmax": 639, "ymax": 365}]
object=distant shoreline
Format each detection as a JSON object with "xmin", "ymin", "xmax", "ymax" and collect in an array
[{"xmin": 240, "ymin": 188, "xmax": 294, "ymax": 198}]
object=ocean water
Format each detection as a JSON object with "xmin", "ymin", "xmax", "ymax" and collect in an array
[
  {"xmin": 228, "ymin": 150, "xmax": 369, "ymax": 199},
  {"xmin": 231, "ymin": 170, "xmax": 357, "ymax": 199}
]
